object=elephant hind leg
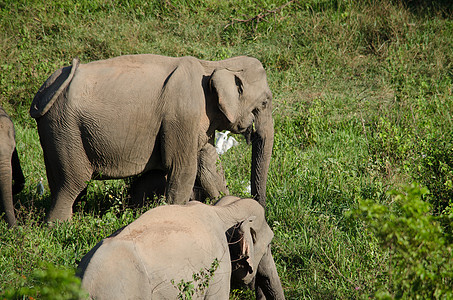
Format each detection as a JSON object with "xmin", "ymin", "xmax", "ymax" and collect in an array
[
  {"xmin": 44, "ymin": 158, "xmax": 92, "ymax": 223},
  {"xmin": 46, "ymin": 182, "xmax": 89, "ymax": 222}
]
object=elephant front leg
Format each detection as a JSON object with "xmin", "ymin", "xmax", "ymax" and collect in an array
[
  {"xmin": 129, "ymin": 170, "xmax": 167, "ymax": 207},
  {"xmin": 166, "ymin": 164, "xmax": 197, "ymax": 205},
  {"xmin": 47, "ymin": 185, "xmax": 87, "ymax": 222},
  {"xmin": 196, "ymin": 143, "xmax": 228, "ymax": 200},
  {"xmin": 163, "ymin": 139, "xmax": 198, "ymax": 205},
  {"xmin": 45, "ymin": 158, "xmax": 92, "ymax": 223}
]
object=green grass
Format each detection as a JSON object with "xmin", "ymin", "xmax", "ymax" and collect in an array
[{"xmin": 1, "ymin": 0, "xmax": 452, "ymax": 298}]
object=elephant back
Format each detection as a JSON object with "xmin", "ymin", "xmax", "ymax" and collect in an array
[
  {"xmin": 0, "ymin": 105, "xmax": 7, "ymax": 118},
  {"xmin": 30, "ymin": 58, "xmax": 79, "ymax": 118}
]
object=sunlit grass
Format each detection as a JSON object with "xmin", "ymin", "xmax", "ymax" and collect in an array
[{"xmin": 1, "ymin": 0, "xmax": 452, "ymax": 298}]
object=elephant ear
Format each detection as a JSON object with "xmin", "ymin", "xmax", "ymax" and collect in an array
[
  {"xmin": 210, "ymin": 68, "xmax": 243, "ymax": 124},
  {"xmin": 227, "ymin": 216, "xmax": 257, "ymax": 281}
]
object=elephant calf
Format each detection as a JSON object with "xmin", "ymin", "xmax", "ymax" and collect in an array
[
  {"xmin": 77, "ymin": 196, "xmax": 285, "ymax": 299},
  {"xmin": 0, "ymin": 106, "xmax": 25, "ymax": 227}
]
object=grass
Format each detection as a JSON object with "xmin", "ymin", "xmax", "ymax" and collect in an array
[{"xmin": 1, "ymin": 0, "xmax": 452, "ymax": 298}]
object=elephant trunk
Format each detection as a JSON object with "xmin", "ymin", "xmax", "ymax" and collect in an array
[
  {"xmin": 251, "ymin": 106, "xmax": 274, "ymax": 207},
  {"xmin": 255, "ymin": 246, "xmax": 285, "ymax": 300},
  {"xmin": 0, "ymin": 159, "xmax": 16, "ymax": 227}
]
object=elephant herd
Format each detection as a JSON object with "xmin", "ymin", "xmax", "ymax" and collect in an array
[{"xmin": 1, "ymin": 54, "xmax": 285, "ymax": 299}]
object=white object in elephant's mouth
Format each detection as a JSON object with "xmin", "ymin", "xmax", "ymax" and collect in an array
[{"xmin": 215, "ymin": 131, "xmax": 239, "ymax": 155}]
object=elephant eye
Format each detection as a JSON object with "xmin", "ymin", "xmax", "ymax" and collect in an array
[{"xmin": 262, "ymin": 100, "xmax": 268, "ymax": 108}]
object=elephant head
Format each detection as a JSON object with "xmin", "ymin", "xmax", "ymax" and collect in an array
[
  {"xmin": 208, "ymin": 57, "xmax": 274, "ymax": 207},
  {"xmin": 215, "ymin": 196, "xmax": 285, "ymax": 299}
]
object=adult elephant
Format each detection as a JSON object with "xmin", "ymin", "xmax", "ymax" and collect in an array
[
  {"xmin": 30, "ymin": 54, "xmax": 274, "ymax": 222},
  {"xmin": 0, "ymin": 106, "xmax": 25, "ymax": 227},
  {"xmin": 77, "ymin": 196, "xmax": 285, "ymax": 299}
]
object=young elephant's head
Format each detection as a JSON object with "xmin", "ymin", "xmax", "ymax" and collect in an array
[
  {"xmin": 214, "ymin": 196, "xmax": 283, "ymax": 297},
  {"xmin": 226, "ymin": 216, "xmax": 274, "ymax": 285}
]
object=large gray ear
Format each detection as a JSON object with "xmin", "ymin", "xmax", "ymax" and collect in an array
[
  {"xmin": 228, "ymin": 216, "xmax": 257, "ymax": 284},
  {"xmin": 240, "ymin": 216, "xmax": 256, "ymax": 274},
  {"xmin": 210, "ymin": 68, "xmax": 243, "ymax": 123}
]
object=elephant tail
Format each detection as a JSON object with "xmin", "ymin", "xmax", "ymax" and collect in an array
[{"xmin": 30, "ymin": 57, "xmax": 80, "ymax": 118}]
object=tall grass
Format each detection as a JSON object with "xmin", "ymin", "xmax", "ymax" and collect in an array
[{"xmin": 1, "ymin": 0, "xmax": 452, "ymax": 298}]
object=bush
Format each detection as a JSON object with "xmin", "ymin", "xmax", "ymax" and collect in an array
[
  {"xmin": 416, "ymin": 136, "xmax": 453, "ymax": 215},
  {"xmin": 2, "ymin": 263, "xmax": 88, "ymax": 300},
  {"xmin": 350, "ymin": 183, "xmax": 453, "ymax": 299}
]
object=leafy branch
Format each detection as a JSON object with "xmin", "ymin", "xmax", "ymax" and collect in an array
[{"xmin": 171, "ymin": 259, "xmax": 220, "ymax": 300}]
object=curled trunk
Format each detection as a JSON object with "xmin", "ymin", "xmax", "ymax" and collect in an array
[
  {"xmin": 0, "ymin": 160, "xmax": 15, "ymax": 227},
  {"xmin": 255, "ymin": 246, "xmax": 286, "ymax": 300}
]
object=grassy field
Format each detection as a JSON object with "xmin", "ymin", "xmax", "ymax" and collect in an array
[{"xmin": 1, "ymin": 0, "xmax": 452, "ymax": 299}]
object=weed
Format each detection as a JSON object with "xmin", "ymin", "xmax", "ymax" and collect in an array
[
  {"xmin": 171, "ymin": 258, "xmax": 219, "ymax": 300},
  {"xmin": 1, "ymin": 262, "xmax": 88, "ymax": 300}
]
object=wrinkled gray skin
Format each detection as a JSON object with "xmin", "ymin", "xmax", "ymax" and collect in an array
[
  {"xmin": 0, "ymin": 106, "xmax": 25, "ymax": 227},
  {"xmin": 77, "ymin": 196, "xmax": 285, "ymax": 299},
  {"xmin": 31, "ymin": 54, "xmax": 274, "ymax": 222}
]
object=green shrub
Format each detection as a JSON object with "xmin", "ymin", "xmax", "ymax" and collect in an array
[
  {"xmin": 416, "ymin": 136, "xmax": 453, "ymax": 215},
  {"xmin": 351, "ymin": 183, "xmax": 453, "ymax": 299},
  {"xmin": 2, "ymin": 263, "xmax": 88, "ymax": 300}
]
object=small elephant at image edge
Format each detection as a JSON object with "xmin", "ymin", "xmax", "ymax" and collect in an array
[
  {"xmin": 0, "ymin": 106, "xmax": 25, "ymax": 227},
  {"xmin": 77, "ymin": 196, "xmax": 285, "ymax": 299},
  {"xmin": 30, "ymin": 54, "xmax": 274, "ymax": 222}
]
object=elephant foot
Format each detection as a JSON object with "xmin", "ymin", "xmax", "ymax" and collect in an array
[{"xmin": 46, "ymin": 205, "xmax": 73, "ymax": 224}]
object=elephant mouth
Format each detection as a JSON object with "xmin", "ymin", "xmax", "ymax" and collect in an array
[
  {"xmin": 231, "ymin": 255, "xmax": 255, "ymax": 286},
  {"xmin": 232, "ymin": 255, "xmax": 253, "ymax": 274},
  {"xmin": 243, "ymin": 125, "xmax": 253, "ymax": 144},
  {"xmin": 233, "ymin": 113, "xmax": 255, "ymax": 135},
  {"xmin": 236, "ymin": 125, "xmax": 249, "ymax": 134},
  {"xmin": 229, "ymin": 124, "xmax": 251, "ymax": 137}
]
